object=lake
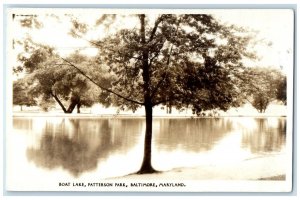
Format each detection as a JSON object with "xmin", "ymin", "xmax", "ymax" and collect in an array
[{"xmin": 8, "ymin": 117, "xmax": 286, "ymax": 184}]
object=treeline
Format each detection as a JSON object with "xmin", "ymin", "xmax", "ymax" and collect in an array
[{"xmin": 13, "ymin": 47, "xmax": 286, "ymax": 114}]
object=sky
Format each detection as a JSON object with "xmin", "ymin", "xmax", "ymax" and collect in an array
[
  {"xmin": 8, "ymin": 9, "xmax": 294, "ymax": 73},
  {"xmin": 211, "ymin": 9, "xmax": 293, "ymax": 71}
]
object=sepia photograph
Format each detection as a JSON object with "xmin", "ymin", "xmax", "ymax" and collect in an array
[{"xmin": 5, "ymin": 8, "xmax": 294, "ymax": 192}]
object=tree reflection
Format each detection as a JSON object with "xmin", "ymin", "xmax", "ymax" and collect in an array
[
  {"xmin": 18, "ymin": 117, "xmax": 286, "ymax": 178},
  {"xmin": 154, "ymin": 118, "xmax": 233, "ymax": 152},
  {"xmin": 26, "ymin": 118, "xmax": 142, "ymax": 177},
  {"xmin": 13, "ymin": 118, "xmax": 33, "ymax": 132},
  {"xmin": 241, "ymin": 118, "xmax": 286, "ymax": 153}
]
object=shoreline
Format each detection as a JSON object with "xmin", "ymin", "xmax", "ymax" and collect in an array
[
  {"xmin": 12, "ymin": 112, "xmax": 287, "ymax": 118},
  {"xmin": 108, "ymin": 166, "xmax": 287, "ymax": 182},
  {"xmin": 108, "ymin": 155, "xmax": 287, "ymax": 182}
]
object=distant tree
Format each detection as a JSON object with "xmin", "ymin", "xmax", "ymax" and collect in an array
[
  {"xmin": 38, "ymin": 97, "xmax": 56, "ymax": 112},
  {"xmin": 242, "ymin": 67, "xmax": 286, "ymax": 113},
  {"xmin": 13, "ymin": 79, "xmax": 36, "ymax": 111},
  {"xmin": 64, "ymin": 14, "xmax": 257, "ymax": 173},
  {"xmin": 252, "ymin": 92, "xmax": 270, "ymax": 113},
  {"xmin": 276, "ymin": 75, "xmax": 287, "ymax": 105}
]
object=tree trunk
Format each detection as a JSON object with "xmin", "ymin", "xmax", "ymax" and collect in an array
[
  {"xmin": 138, "ymin": 104, "xmax": 156, "ymax": 174},
  {"xmin": 137, "ymin": 14, "xmax": 157, "ymax": 174},
  {"xmin": 77, "ymin": 102, "xmax": 81, "ymax": 113},
  {"xmin": 66, "ymin": 100, "xmax": 77, "ymax": 113},
  {"xmin": 66, "ymin": 95, "xmax": 80, "ymax": 113},
  {"xmin": 51, "ymin": 93, "xmax": 67, "ymax": 113},
  {"xmin": 167, "ymin": 103, "xmax": 172, "ymax": 114}
]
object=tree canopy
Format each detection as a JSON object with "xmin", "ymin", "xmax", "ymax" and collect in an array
[
  {"xmin": 13, "ymin": 78, "xmax": 36, "ymax": 110},
  {"xmin": 72, "ymin": 14, "xmax": 256, "ymax": 114},
  {"xmin": 14, "ymin": 38, "xmax": 104, "ymax": 113},
  {"xmin": 241, "ymin": 67, "xmax": 286, "ymax": 113}
]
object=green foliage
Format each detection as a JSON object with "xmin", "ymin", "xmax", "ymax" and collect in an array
[
  {"xmin": 13, "ymin": 78, "xmax": 36, "ymax": 109},
  {"xmin": 252, "ymin": 92, "xmax": 270, "ymax": 113},
  {"xmin": 242, "ymin": 67, "xmax": 286, "ymax": 113},
  {"xmin": 91, "ymin": 14, "xmax": 256, "ymax": 114},
  {"xmin": 14, "ymin": 40, "xmax": 103, "ymax": 113},
  {"xmin": 38, "ymin": 97, "xmax": 56, "ymax": 112},
  {"xmin": 69, "ymin": 19, "xmax": 89, "ymax": 38},
  {"xmin": 276, "ymin": 76, "xmax": 287, "ymax": 105}
]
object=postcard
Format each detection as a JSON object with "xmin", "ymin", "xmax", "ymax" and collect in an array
[{"xmin": 5, "ymin": 7, "xmax": 294, "ymax": 192}]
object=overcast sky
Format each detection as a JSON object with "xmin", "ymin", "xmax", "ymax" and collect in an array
[
  {"xmin": 211, "ymin": 9, "xmax": 293, "ymax": 71},
  {"xmin": 8, "ymin": 9, "xmax": 294, "ymax": 72}
]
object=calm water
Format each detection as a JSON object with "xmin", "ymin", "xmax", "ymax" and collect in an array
[{"xmin": 9, "ymin": 117, "xmax": 286, "ymax": 180}]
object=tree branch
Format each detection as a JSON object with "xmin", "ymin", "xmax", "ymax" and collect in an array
[
  {"xmin": 149, "ymin": 21, "xmax": 181, "ymax": 101},
  {"xmin": 148, "ymin": 15, "xmax": 164, "ymax": 42},
  {"xmin": 165, "ymin": 25, "xmax": 180, "ymax": 67},
  {"xmin": 71, "ymin": 31, "xmax": 102, "ymax": 48},
  {"xmin": 234, "ymin": 72, "xmax": 262, "ymax": 92},
  {"xmin": 149, "ymin": 43, "xmax": 176, "ymax": 101},
  {"xmin": 150, "ymin": 72, "xmax": 168, "ymax": 99},
  {"xmin": 153, "ymin": 96, "xmax": 182, "ymax": 106},
  {"xmin": 60, "ymin": 57, "xmax": 144, "ymax": 106},
  {"xmin": 148, "ymin": 38, "xmax": 167, "ymax": 68},
  {"xmin": 117, "ymin": 50, "xmax": 143, "ymax": 61}
]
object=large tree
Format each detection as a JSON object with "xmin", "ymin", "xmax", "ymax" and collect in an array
[
  {"xmin": 12, "ymin": 14, "xmax": 104, "ymax": 113},
  {"xmin": 63, "ymin": 14, "xmax": 257, "ymax": 173},
  {"xmin": 14, "ymin": 40, "xmax": 102, "ymax": 113}
]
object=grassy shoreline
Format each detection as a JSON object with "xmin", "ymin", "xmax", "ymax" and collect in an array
[{"xmin": 12, "ymin": 112, "xmax": 287, "ymax": 118}]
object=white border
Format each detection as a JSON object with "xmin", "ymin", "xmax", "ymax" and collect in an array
[{"xmin": 1, "ymin": 0, "xmax": 299, "ymax": 199}]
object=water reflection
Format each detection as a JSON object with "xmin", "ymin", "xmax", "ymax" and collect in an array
[
  {"xmin": 13, "ymin": 118, "xmax": 33, "ymax": 132},
  {"xmin": 154, "ymin": 118, "xmax": 233, "ymax": 152},
  {"xmin": 241, "ymin": 118, "xmax": 286, "ymax": 153},
  {"xmin": 12, "ymin": 117, "xmax": 286, "ymax": 179},
  {"xmin": 25, "ymin": 118, "xmax": 143, "ymax": 177}
]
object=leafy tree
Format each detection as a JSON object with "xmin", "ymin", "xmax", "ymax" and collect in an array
[
  {"xmin": 12, "ymin": 14, "xmax": 104, "ymax": 113},
  {"xmin": 252, "ymin": 93, "xmax": 270, "ymax": 113},
  {"xmin": 65, "ymin": 14, "xmax": 257, "ymax": 173},
  {"xmin": 242, "ymin": 67, "xmax": 286, "ymax": 113},
  {"xmin": 14, "ymin": 40, "xmax": 102, "ymax": 113},
  {"xmin": 13, "ymin": 78, "xmax": 36, "ymax": 111},
  {"xmin": 276, "ymin": 75, "xmax": 287, "ymax": 105}
]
